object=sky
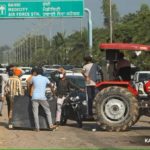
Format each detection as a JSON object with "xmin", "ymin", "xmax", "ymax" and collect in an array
[{"xmin": 0, "ymin": 0, "xmax": 150, "ymax": 46}]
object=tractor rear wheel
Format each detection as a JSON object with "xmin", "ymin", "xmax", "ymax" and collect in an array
[{"xmin": 93, "ymin": 86, "xmax": 139, "ymax": 131}]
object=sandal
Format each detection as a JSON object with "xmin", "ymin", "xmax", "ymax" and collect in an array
[{"xmin": 49, "ymin": 125, "xmax": 57, "ymax": 131}]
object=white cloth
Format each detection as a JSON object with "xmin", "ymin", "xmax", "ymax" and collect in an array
[
  {"xmin": 0, "ymin": 73, "xmax": 9, "ymax": 97},
  {"xmin": 82, "ymin": 63, "xmax": 96, "ymax": 86},
  {"xmin": 57, "ymin": 96, "xmax": 65, "ymax": 105}
]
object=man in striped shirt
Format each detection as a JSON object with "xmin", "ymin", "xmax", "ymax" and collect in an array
[{"xmin": 5, "ymin": 69, "xmax": 23, "ymax": 128}]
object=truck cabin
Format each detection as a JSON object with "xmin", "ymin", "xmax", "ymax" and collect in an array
[{"xmin": 99, "ymin": 43, "xmax": 150, "ymax": 81}]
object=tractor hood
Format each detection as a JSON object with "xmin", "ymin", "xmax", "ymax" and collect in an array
[{"xmin": 100, "ymin": 43, "xmax": 150, "ymax": 51}]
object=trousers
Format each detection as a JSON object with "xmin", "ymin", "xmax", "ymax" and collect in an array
[
  {"xmin": 32, "ymin": 100, "xmax": 53, "ymax": 129},
  {"xmin": 86, "ymin": 86, "xmax": 96, "ymax": 116},
  {"xmin": 56, "ymin": 96, "xmax": 65, "ymax": 122},
  {"xmin": 0, "ymin": 100, "xmax": 3, "ymax": 115},
  {"xmin": 6, "ymin": 95, "xmax": 14, "ymax": 123}
]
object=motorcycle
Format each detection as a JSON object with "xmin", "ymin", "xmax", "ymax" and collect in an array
[{"xmin": 60, "ymin": 90, "xmax": 84, "ymax": 128}]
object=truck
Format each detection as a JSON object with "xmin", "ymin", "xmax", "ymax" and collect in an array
[{"xmin": 92, "ymin": 43, "xmax": 150, "ymax": 131}]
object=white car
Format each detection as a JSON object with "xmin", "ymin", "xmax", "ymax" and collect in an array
[
  {"xmin": 0, "ymin": 68, "xmax": 6, "ymax": 73},
  {"xmin": 20, "ymin": 74, "xmax": 31, "ymax": 88},
  {"xmin": 18, "ymin": 67, "xmax": 32, "ymax": 74},
  {"xmin": 132, "ymin": 71, "xmax": 150, "ymax": 97}
]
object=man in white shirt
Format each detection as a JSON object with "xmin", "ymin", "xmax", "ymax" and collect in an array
[{"xmin": 82, "ymin": 55, "xmax": 98, "ymax": 117}]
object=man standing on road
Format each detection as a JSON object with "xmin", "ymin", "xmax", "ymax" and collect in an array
[
  {"xmin": 26, "ymin": 68, "xmax": 37, "ymax": 97},
  {"xmin": 30, "ymin": 68, "xmax": 56, "ymax": 132},
  {"xmin": 5, "ymin": 68, "xmax": 23, "ymax": 128},
  {"xmin": 51, "ymin": 67, "xmax": 84, "ymax": 127},
  {"xmin": 82, "ymin": 54, "xmax": 103, "ymax": 118}
]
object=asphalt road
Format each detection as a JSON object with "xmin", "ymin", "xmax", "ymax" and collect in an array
[{"xmin": 0, "ymin": 103, "xmax": 150, "ymax": 149}]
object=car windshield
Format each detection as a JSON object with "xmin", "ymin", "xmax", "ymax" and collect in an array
[
  {"xmin": 43, "ymin": 70, "xmax": 54, "ymax": 81},
  {"xmin": 0, "ymin": 68, "xmax": 6, "ymax": 73},
  {"xmin": 66, "ymin": 75, "xmax": 85, "ymax": 88},
  {"xmin": 0, "ymin": 70, "xmax": 4, "ymax": 73},
  {"xmin": 61, "ymin": 65, "xmax": 74, "ymax": 70},
  {"xmin": 139, "ymin": 73, "xmax": 150, "ymax": 82},
  {"xmin": 24, "ymin": 70, "xmax": 31, "ymax": 75}
]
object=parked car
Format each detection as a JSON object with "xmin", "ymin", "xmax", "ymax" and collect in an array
[
  {"xmin": 18, "ymin": 67, "xmax": 32, "ymax": 75},
  {"xmin": 65, "ymin": 72, "xmax": 85, "ymax": 88},
  {"xmin": 65, "ymin": 72, "xmax": 88, "ymax": 119},
  {"xmin": 0, "ymin": 68, "xmax": 6, "ymax": 73},
  {"xmin": 132, "ymin": 71, "xmax": 150, "ymax": 97},
  {"xmin": 20, "ymin": 74, "xmax": 31, "ymax": 89},
  {"xmin": 61, "ymin": 65, "xmax": 75, "ymax": 70},
  {"xmin": 43, "ymin": 68, "xmax": 57, "ymax": 81}
]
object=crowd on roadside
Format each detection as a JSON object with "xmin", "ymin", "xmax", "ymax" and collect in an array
[{"xmin": 0, "ymin": 54, "xmax": 107, "ymax": 132}]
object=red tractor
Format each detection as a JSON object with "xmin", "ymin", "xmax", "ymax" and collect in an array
[{"xmin": 93, "ymin": 43, "xmax": 150, "ymax": 131}]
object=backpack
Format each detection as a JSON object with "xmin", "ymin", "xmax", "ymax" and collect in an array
[{"xmin": 89, "ymin": 63, "xmax": 104, "ymax": 83}]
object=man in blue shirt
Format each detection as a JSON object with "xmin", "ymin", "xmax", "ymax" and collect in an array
[{"xmin": 30, "ymin": 68, "xmax": 56, "ymax": 131}]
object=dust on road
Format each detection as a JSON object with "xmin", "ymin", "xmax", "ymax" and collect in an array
[{"xmin": 0, "ymin": 103, "xmax": 150, "ymax": 149}]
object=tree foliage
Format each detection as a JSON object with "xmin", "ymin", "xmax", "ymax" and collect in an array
[
  {"xmin": 101, "ymin": 0, "xmax": 120, "ymax": 27},
  {"xmin": 13, "ymin": 2, "xmax": 150, "ymax": 70}
]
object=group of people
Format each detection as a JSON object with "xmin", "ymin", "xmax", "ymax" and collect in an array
[
  {"xmin": 27, "ymin": 55, "xmax": 103, "ymax": 131},
  {"xmin": 0, "ymin": 66, "xmax": 58, "ymax": 131},
  {"xmin": 0, "ymin": 52, "xmax": 130, "ymax": 132}
]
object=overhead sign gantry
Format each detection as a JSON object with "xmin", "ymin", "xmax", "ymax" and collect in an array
[{"xmin": 0, "ymin": 0, "xmax": 84, "ymax": 18}]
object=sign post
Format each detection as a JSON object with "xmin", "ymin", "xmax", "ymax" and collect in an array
[{"xmin": 0, "ymin": 0, "xmax": 84, "ymax": 18}]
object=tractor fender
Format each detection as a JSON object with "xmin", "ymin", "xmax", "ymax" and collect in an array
[{"xmin": 96, "ymin": 81, "xmax": 138, "ymax": 96}]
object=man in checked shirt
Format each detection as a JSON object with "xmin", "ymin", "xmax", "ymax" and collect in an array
[{"xmin": 5, "ymin": 67, "xmax": 23, "ymax": 128}]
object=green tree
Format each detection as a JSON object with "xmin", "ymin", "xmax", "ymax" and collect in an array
[
  {"xmin": 101, "ymin": 0, "xmax": 120, "ymax": 28},
  {"xmin": 66, "ymin": 29, "xmax": 88, "ymax": 65},
  {"xmin": 50, "ymin": 32, "xmax": 66, "ymax": 64},
  {"xmin": 113, "ymin": 4, "xmax": 150, "ymax": 69}
]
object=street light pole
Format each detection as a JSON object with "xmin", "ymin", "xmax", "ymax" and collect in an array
[
  {"xmin": 84, "ymin": 8, "xmax": 93, "ymax": 54},
  {"xmin": 109, "ymin": 0, "xmax": 113, "ymax": 43}
]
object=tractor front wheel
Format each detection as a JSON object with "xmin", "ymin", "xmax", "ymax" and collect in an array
[{"xmin": 93, "ymin": 86, "xmax": 139, "ymax": 131}]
